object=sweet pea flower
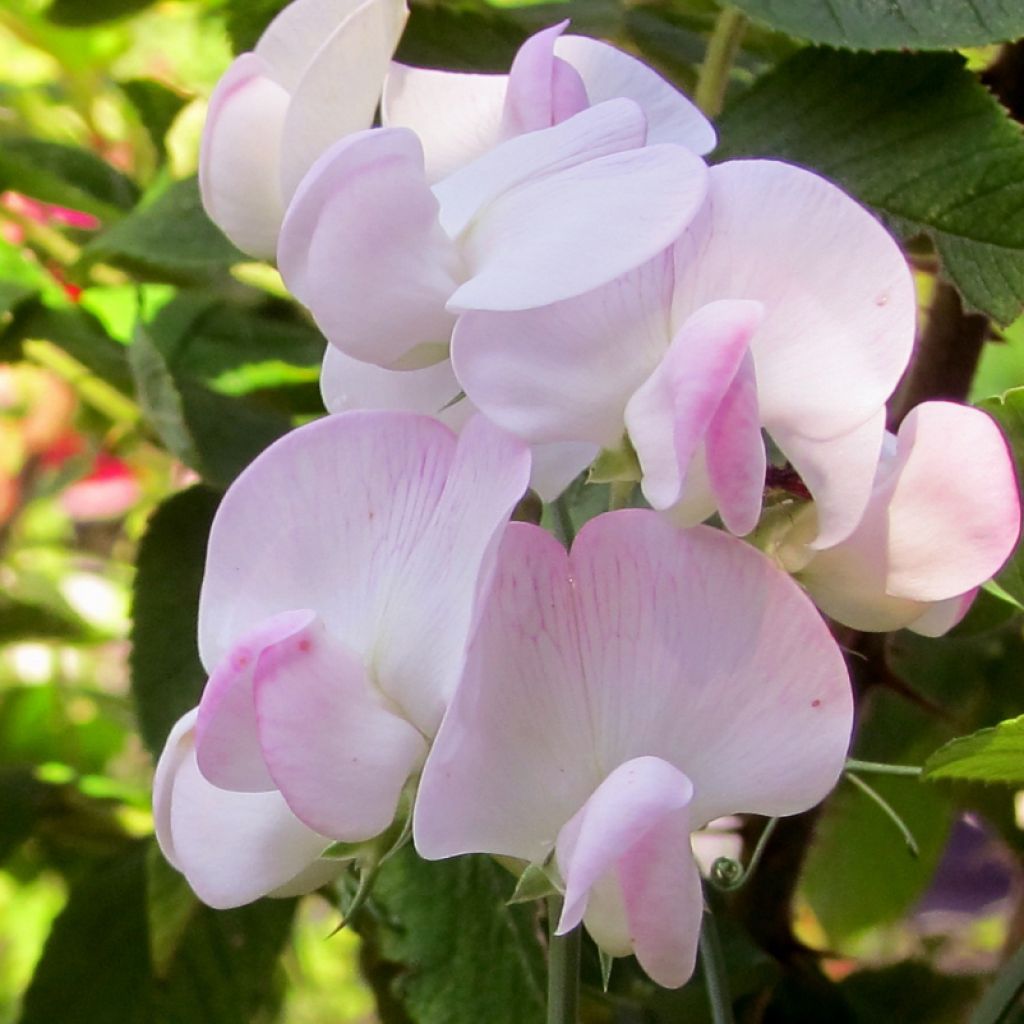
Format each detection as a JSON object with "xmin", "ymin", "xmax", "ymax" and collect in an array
[
  {"xmin": 200, "ymin": 0, "xmax": 408, "ymax": 257},
  {"xmin": 453, "ymin": 160, "xmax": 917, "ymax": 546},
  {"xmin": 154, "ymin": 411, "xmax": 531, "ymax": 907},
  {"xmin": 414, "ymin": 510, "xmax": 853, "ymax": 987},
  {"xmin": 278, "ymin": 96, "xmax": 709, "ymax": 372},
  {"xmin": 772, "ymin": 401, "xmax": 1020, "ymax": 635}
]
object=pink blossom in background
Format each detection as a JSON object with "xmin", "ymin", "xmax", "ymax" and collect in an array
[
  {"xmin": 773, "ymin": 400, "xmax": 1021, "ymax": 634},
  {"xmin": 154, "ymin": 411, "xmax": 530, "ymax": 907},
  {"xmin": 453, "ymin": 160, "xmax": 916, "ymax": 546},
  {"xmin": 414, "ymin": 511, "xmax": 853, "ymax": 987}
]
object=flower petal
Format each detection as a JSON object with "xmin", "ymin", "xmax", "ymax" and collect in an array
[
  {"xmin": 529, "ymin": 441, "xmax": 598, "ymax": 502},
  {"xmin": 555, "ymin": 756, "xmax": 702, "ymax": 990},
  {"xmin": 909, "ymin": 590, "xmax": 976, "ymax": 637},
  {"xmin": 554, "ymin": 34, "xmax": 715, "ymax": 154},
  {"xmin": 254, "ymin": 615, "xmax": 427, "ymax": 840},
  {"xmin": 382, "ymin": 63, "xmax": 507, "ymax": 181},
  {"xmin": 279, "ymin": 0, "xmax": 408, "ymax": 197},
  {"xmin": 278, "ymin": 128, "xmax": 460, "ymax": 367},
  {"xmin": 671, "ymin": 160, "xmax": 915, "ymax": 442},
  {"xmin": 452, "ymin": 253, "xmax": 673, "ymax": 449},
  {"xmin": 195, "ymin": 609, "xmax": 315, "ymax": 793},
  {"xmin": 199, "ymin": 54, "xmax": 289, "ymax": 258},
  {"xmin": 154, "ymin": 710, "xmax": 332, "ymax": 909},
  {"xmin": 624, "ymin": 299, "xmax": 763, "ymax": 510}
]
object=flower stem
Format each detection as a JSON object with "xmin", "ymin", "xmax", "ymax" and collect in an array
[
  {"xmin": 845, "ymin": 772, "xmax": 920, "ymax": 858},
  {"xmin": 845, "ymin": 757, "xmax": 922, "ymax": 777},
  {"xmin": 547, "ymin": 897, "xmax": 581, "ymax": 1024},
  {"xmin": 699, "ymin": 903, "xmax": 736, "ymax": 1024},
  {"xmin": 694, "ymin": 6, "xmax": 748, "ymax": 118}
]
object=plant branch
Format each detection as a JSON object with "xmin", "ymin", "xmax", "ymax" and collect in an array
[
  {"xmin": 546, "ymin": 897, "xmax": 580, "ymax": 1024},
  {"xmin": 700, "ymin": 902, "xmax": 736, "ymax": 1024},
  {"xmin": 694, "ymin": 6, "xmax": 748, "ymax": 118}
]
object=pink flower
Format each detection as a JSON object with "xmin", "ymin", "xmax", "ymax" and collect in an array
[
  {"xmin": 774, "ymin": 401, "xmax": 1021, "ymax": 634},
  {"xmin": 453, "ymin": 160, "xmax": 917, "ymax": 545},
  {"xmin": 154, "ymin": 411, "xmax": 530, "ymax": 907},
  {"xmin": 414, "ymin": 510, "xmax": 853, "ymax": 987}
]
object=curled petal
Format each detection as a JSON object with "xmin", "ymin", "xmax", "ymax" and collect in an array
[{"xmin": 554, "ymin": 34, "xmax": 715, "ymax": 154}]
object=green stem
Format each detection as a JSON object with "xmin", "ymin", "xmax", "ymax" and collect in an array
[
  {"xmin": 699, "ymin": 904, "xmax": 736, "ymax": 1024},
  {"xmin": 547, "ymin": 897, "xmax": 581, "ymax": 1024},
  {"xmin": 845, "ymin": 758, "xmax": 922, "ymax": 777},
  {"xmin": 713, "ymin": 816, "xmax": 779, "ymax": 892},
  {"xmin": 694, "ymin": 6, "xmax": 748, "ymax": 118},
  {"xmin": 970, "ymin": 941, "xmax": 1024, "ymax": 1024}
]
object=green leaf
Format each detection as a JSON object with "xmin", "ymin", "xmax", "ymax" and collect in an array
[
  {"xmin": 120, "ymin": 80, "xmax": 189, "ymax": 160},
  {"xmin": 0, "ymin": 137, "xmax": 138, "ymax": 219},
  {"xmin": 130, "ymin": 486, "xmax": 220, "ymax": 756},
  {"xmin": 978, "ymin": 388, "xmax": 1024, "ymax": 605},
  {"xmin": 20, "ymin": 842, "xmax": 296, "ymax": 1024},
  {"xmin": 396, "ymin": 4, "xmax": 528, "ymax": 71},
  {"xmin": 729, "ymin": 0, "xmax": 1024, "ymax": 50},
  {"xmin": 45, "ymin": 0, "xmax": 157, "ymax": 25},
  {"xmin": 841, "ymin": 961, "xmax": 980, "ymax": 1024},
  {"xmin": 81, "ymin": 177, "xmax": 243, "ymax": 283},
  {"xmin": 715, "ymin": 49, "xmax": 1024, "ymax": 325},
  {"xmin": 358, "ymin": 848, "xmax": 546, "ymax": 1024},
  {"xmin": 224, "ymin": 0, "xmax": 289, "ymax": 54},
  {"xmin": 146, "ymin": 845, "xmax": 199, "ymax": 979},
  {"xmin": 924, "ymin": 715, "xmax": 1024, "ymax": 784}
]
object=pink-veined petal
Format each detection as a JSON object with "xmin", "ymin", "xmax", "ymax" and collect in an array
[
  {"xmin": 155, "ymin": 711, "xmax": 332, "ymax": 909},
  {"xmin": 671, "ymin": 160, "xmax": 915, "ymax": 442},
  {"xmin": 278, "ymin": 128, "xmax": 460, "ymax": 367},
  {"xmin": 254, "ymin": 615, "xmax": 427, "ymax": 840},
  {"xmin": 554, "ymin": 34, "xmax": 715, "ymax": 154},
  {"xmin": 195, "ymin": 610, "xmax": 315, "ymax": 792},
  {"xmin": 450, "ymin": 139, "xmax": 708, "ymax": 312},
  {"xmin": 452, "ymin": 253, "xmax": 673, "ymax": 448},
  {"xmin": 624, "ymin": 299, "xmax": 762, "ymax": 510},
  {"xmin": 775, "ymin": 409, "xmax": 886, "ymax": 549},
  {"xmin": 382, "ymin": 63, "xmax": 507, "ymax": 181},
  {"xmin": 704, "ymin": 349, "xmax": 765, "ymax": 536},
  {"xmin": 199, "ymin": 54, "xmax": 288, "ymax": 259},
  {"xmin": 279, "ymin": 0, "xmax": 408, "ymax": 197},
  {"xmin": 909, "ymin": 590, "xmax": 976, "ymax": 637},
  {"xmin": 501, "ymin": 21, "xmax": 587, "ymax": 137},
  {"xmin": 885, "ymin": 402, "xmax": 1020, "ymax": 600}
]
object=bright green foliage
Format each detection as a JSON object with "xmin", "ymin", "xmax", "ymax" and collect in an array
[
  {"xmin": 729, "ymin": 0, "xmax": 1024, "ymax": 50},
  {"xmin": 119, "ymin": 80, "xmax": 189, "ymax": 160},
  {"xmin": 924, "ymin": 716, "xmax": 1024, "ymax": 784},
  {"xmin": 716, "ymin": 49, "xmax": 1024, "ymax": 325}
]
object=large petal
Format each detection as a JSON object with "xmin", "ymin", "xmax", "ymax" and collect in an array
[
  {"xmin": 278, "ymin": 128, "xmax": 460, "ymax": 367},
  {"xmin": 199, "ymin": 54, "xmax": 289, "ymax": 259},
  {"xmin": 529, "ymin": 441, "xmax": 598, "ymax": 502},
  {"xmin": 624, "ymin": 299, "xmax": 762, "ymax": 510},
  {"xmin": 254, "ymin": 615, "xmax": 427, "ymax": 840},
  {"xmin": 450, "ymin": 137, "xmax": 708, "ymax": 311},
  {"xmin": 555, "ymin": 757, "xmax": 702, "ymax": 989},
  {"xmin": 884, "ymin": 402, "xmax": 1020, "ymax": 600},
  {"xmin": 554, "ymin": 34, "xmax": 715, "ymax": 154},
  {"xmin": 451, "ymin": 252, "xmax": 674, "ymax": 448},
  {"xmin": 154, "ymin": 710, "xmax": 332, "ymax": 909},
  {"xmin": 671, "ymin": 160, "xmax": 915, "ymax": 442},
  {"xmin": 195, "ymin": 610, "xmax": 315, "ymax": 793},
  {"xmin": 279, "ymin": 0, "xmax": 409, "ymax": 197},
  {"xmin": 382, "ymin": 63, "xmax": 507, "ymax": 181}
]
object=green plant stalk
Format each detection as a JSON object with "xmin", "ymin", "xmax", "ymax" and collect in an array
[
  {"xmin": 970, "ymin": 940, "xmax": 1024, "ymax": 1024},
  {"xmin": 845, "ymin": 772, "xmax": 920, "ymax": 857},
  {"xmin": 845, "ymin": 758, "xmax": 922, "ymax": 777},
  {"xmin": 699, "ymin": 905, "xmax": 736, "ymax": 1024},
  {"xmin": 547, "ymin": 897, "xmax": 581, "ymax": 1024},
  {"xmin": 694, "ymin": 6, "xmax": 748, "ymax": 118}
]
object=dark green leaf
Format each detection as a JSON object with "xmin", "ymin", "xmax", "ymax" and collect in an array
[
  {"xmin": 978, "ymin": 388, "xmax": 1024, "ymax": 604},
  {"xmin": 715, "ymin": 49, "xmax": 1024, "ymax": 324},
  {"xmin": 0, "ymin": 137, "xmax": 138, "ymax": 219},
  {"xmin": 924, "ymin": 715, "xmax": 1024, "ymax": 784},
  {"xmin": 224, "ymin": 0, "xmax": 288, "ymax": 54},
  {"xmin": 359, "ymin": 848, "xmax": 546, "ymax": 1024},
  {"xmin": 81, "ymin": 177, "xmax": 243, "ymax": 284},
  {"xmin": 0, "ymin": 594, "xmax": 85, "ymax": 642},
  {"xmin": 120, "ymin": 80, "xmax": 189, "ymax": 159},
  {"xmin": 45, "ymin": 0, "xmax": 157, "ymax": 25},
  {"xmin": 0, "ymin": 767, "xmax": 54, "ymax": 863},
  {"xmin": 730, "ymin": 0, "xmax": 1024, "ymax": 50},
  {"xmin": 130, "ymin": 485, "xmax": 220, "ymax": 755},
  {"xmin": 396, "ymin": 4, "xmax": 528, "ymax": 71},
  {"xmin": 841, "ymin": 961, "xmax": 980, "ymax": 1024}
]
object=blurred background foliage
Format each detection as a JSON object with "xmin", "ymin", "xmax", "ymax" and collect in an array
[{"xmin": 1, "ymin": 0, "xmax": 1024, "ymax": 1021}]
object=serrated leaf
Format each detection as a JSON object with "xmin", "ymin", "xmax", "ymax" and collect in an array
[
  {"xmin": 924, "ymin": 715, "xmax": 1024, "ymax": 784},
  {"xmin": 715, "ymin": 49, "xmax": 1024, "ymax": 325},
  {"xmin": 0, "ymin": 137, "xmax": 138, "ymax": 220},
  {"xmin": 130, "ymin": 486, "xmax": 220, "ymax": 756},
  {"xmin": 978, "ymin": 388, "xmax": 1024, "ymax": 605},
  {"xmin": 730, "ymin": 0, "xmax": 1024, "ymax": 51},
  {"xmin": 81, "ymin": 177, "xmax": 242, "ymax": 284}
]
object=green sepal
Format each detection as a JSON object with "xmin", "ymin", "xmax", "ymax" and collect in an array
[{"xmin": 588, "ymin": 437, "xmax": 641, "ymax": 484}]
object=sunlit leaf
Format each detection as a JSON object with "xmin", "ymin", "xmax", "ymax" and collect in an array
[{"xmin": 924, "ymin": 715, "xmax": 1024, "ymax": 784}]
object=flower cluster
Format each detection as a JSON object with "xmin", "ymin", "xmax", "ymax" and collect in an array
[{"xmin": 155, "ymin": 0, "xmax": 1021, "ymax": 989}]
